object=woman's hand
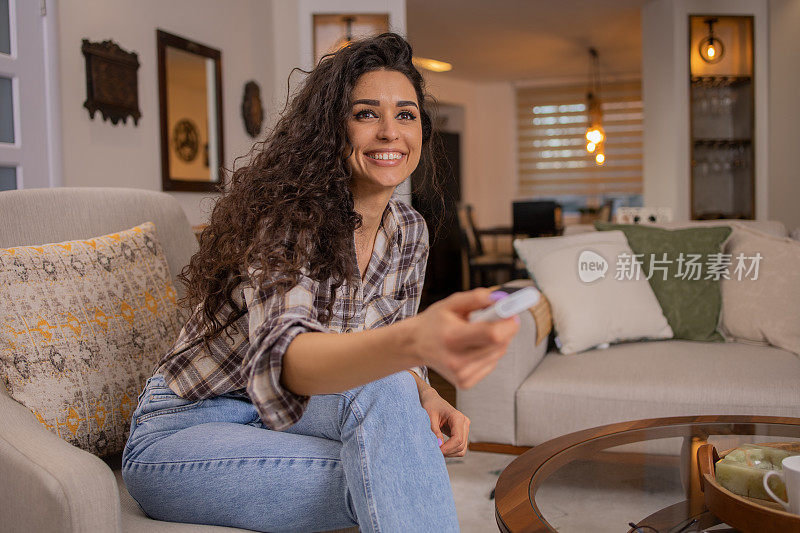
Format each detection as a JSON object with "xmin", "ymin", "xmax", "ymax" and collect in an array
[
  {"xmin": 419, "ymin": 388, "xmax": 470, "ymax": 457},
  {"xmin": 408, "ymin": 288, "xmax": 520, "ymax": 389}
]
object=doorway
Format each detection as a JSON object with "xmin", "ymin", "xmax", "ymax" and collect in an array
[{"xmin": 412, "ymin": 104, "xmax": 463, "ymax": 311}]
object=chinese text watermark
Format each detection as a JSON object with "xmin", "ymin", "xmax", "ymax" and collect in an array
[{"xmin": 578, "ymin": 251, "xmax": 762, "ymax": 282}]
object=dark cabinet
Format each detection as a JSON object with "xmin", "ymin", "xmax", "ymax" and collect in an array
[{"xmin": 689, "ymin": 15, "xmax": 755, "ymax": 220}]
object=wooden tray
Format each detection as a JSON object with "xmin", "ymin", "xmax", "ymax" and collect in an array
[{"xmin": 697, "ymin": 442, "xmax": 800, "ymax": 533}]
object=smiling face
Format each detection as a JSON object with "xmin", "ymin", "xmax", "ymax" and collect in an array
[{"xmin": 346, "ymin": 69, "xmax": 423, "ymax": 196}]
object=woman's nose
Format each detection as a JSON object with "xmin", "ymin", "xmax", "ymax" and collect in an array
[{"xmin": 377, "ymin": 117, "xmax": 399, "ymax": 141}]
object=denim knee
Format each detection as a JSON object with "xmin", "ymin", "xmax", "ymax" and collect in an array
[
  {"xmin": 364, "ymin": 371, "xmax": 417, "ymax": 401},
  {"xmin": 348, "ymin": 371, "xmax": 425, "ymax": 423}
]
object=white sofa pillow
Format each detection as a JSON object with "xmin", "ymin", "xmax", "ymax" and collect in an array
[{"xmin": 514, "ymin": 230, "xmax": 673, "ymax": 354}]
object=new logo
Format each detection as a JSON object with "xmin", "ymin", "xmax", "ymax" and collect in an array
[{"xmin": 577, "ymin": 250, "xmax": 608, "ymax": 283}]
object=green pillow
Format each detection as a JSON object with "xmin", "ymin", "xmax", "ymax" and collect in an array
[{"xmin": 594, "ymin": 222, "xmax": 732, "ymax": 341}]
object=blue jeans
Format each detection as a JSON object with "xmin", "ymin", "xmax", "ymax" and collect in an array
[{"xmin": 121, "ymin": 371, "xmax": 460, "ymax": 532}]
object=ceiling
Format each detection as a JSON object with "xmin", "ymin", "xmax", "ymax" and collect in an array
[{"xmin": 406, "ymin": 0, "xmax": 647, "ymax": 83}]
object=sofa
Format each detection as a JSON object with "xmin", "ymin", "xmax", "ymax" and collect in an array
[
  {"xmin": 0, "ymin": 188, "xmax": 357, "ymax": 533},
  {"xmin": 457, "ymin": 219, "xmax": 800, "ymax": 451}
]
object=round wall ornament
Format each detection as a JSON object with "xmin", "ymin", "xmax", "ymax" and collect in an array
[
  {"xmin": 241, "ymin": 80, "xmax": 264, "ymax": 138},
  {"xmin": 172, "ymin": 119, "xmax": 199, "ymax": 162}
]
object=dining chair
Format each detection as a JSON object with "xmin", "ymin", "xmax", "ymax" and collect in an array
[{"xmin": 456, "ymin": 204, "xmax": 515, "ymax": 290}]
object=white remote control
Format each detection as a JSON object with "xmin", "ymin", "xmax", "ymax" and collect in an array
[{"xmin": 468, "ymin": 286, "xmax": 541, "ymax": 323}]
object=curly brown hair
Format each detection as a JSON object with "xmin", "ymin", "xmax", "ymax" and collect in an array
[{"xmin": 179, "ymin": 32, "xmax": 439, "ymax": 338}]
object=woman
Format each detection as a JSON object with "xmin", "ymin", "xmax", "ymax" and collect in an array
[{"xmin": 122, "ymin": 33, "xmax": 519, "ymax": 532}]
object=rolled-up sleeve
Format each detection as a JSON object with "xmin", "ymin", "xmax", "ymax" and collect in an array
[{"xmin": 240, "ymin": 274, "xmax": 330, "ymax": 431}]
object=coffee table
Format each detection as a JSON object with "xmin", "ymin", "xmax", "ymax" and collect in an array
[{"xmin": 494, "ymin": 415, "xmax": 800, "ymax": 532}]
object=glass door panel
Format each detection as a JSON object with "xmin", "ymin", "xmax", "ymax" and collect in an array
[
  {"xmin": 0, "ymin": 0, "xmax": 10, "ymax": 55},
  {"xmin": 0, "ymin": 75, "xmax": 14, "ymax": 143},
  {"xmin": 0, "ymin": 165, "xmax": 16, "ymax": 190}
]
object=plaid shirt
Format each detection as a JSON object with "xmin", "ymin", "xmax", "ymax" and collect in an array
[{"xmin": 155, "ymin": 199, "xmax": 429, "ymax": 431}]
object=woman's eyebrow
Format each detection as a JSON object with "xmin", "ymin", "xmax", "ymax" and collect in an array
[{"xmin": 352, "ymin": 98, "xmax": 418, "ymax": 109}]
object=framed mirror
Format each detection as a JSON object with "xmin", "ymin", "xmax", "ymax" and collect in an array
[{"xmin": 157, "ymin": 29, "xmax": 224, "ymax": 192}]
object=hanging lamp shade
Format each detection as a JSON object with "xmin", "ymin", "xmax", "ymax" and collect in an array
[{"xmin": 699, "ymin": 18, "xmax": 725, "ymax": 64}]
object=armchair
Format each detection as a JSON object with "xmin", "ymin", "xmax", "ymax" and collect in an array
[{"xmin": 0, "ymin": 188, "xmax": 357, "ymax": 533}]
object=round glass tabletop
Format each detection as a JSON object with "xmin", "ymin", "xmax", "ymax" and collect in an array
[{"xmin": 494, "ymin": 416, "xmax": 800, "ymax": 532}]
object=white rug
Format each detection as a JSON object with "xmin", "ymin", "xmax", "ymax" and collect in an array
[
  {"xmin": 446, "ymin": 451, "xmax": 685, "ymax": 532},
  {"xmin": 445, "ymin": 451, "xmax": 516, "ymax": 532}
]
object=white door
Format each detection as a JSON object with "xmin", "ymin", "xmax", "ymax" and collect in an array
[{"xmin": 0, "ymin": 0, "xmax": 60, "ymax": 191}]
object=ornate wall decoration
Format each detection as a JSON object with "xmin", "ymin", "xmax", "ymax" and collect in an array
[
  {"xmin": 171, "ymin": 119, "xmax": 199, "ymax": 162},
  {"xmin": 81, "ymin": 39, "xmax": 142, "ymax": 126}
]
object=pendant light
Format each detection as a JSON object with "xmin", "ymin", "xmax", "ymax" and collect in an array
[
  {"xmin": 699, "ymin": 18, "xmax": 725, "ymax": 64},
  {"xmin": 585, "ymin": 48, "xmax": 605, "ymax": 166}
]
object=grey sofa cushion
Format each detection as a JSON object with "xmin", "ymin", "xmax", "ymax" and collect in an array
[
  {"xmin": 516, "ymin": 340, "xmax": 800, "ymax": 446},
  {"xmin": 0, "ymin": 187, "xmax": 198, "ymax": 300}
]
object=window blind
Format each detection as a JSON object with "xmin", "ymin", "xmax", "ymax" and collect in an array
[{"xmin": 516, "ymin": 80, "xmax": 643, "ymax": 198}]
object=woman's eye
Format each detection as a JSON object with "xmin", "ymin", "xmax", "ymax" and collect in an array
[
  {"xmin": 355, "ymin": 109, "xmax": 377, "ymax": 119},
  {"xmin": 397, "ymin": 111, "xmax": 417, "ymax": 120}
]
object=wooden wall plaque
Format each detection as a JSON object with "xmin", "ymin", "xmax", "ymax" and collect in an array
[{"xmin": 81, "ymin": 39, "xmax": 142, "ymax": 126}]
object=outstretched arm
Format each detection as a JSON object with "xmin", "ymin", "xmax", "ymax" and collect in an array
[
  {"xmin": 281, "ymin": 289, "xmax": 519, "ymax": 396},
  {"xmin": 280, "ymin": 318, "xmax": 421, "ymax": 395}
]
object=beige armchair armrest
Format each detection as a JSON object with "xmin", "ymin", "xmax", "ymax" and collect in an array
[
  {"xmin": 456, "ymin": 307, "xmax": 548, "ymax": 446},
  {"xmin": 0, "ymin": 389, "xmax": 122, "ymax": 533}
]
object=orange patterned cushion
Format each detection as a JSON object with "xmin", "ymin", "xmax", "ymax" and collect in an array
[{"xmin": 0, "ymin": 222, "xmax": 185, "ymax": 456}]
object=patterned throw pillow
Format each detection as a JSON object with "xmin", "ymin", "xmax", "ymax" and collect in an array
[{"xmin": 0, "ymin": 222, "xmax": 185, "ymax": 456}]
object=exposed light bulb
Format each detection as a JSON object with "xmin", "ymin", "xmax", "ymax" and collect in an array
[
  {"xmin": 586, "ymin": 129, "xmax": 604, "ymax": 144},
  {"xmin": 699, "ymin": 19, "xmax": 725, "ymax": 64},
  {"xmin": 586, "ymin": 142, "xmax": 596, "ymax": 153},
  {"xmin": 595, "ymin": 153, "xmax": 605, "ymax": 165}
]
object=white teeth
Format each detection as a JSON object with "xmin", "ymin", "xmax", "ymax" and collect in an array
[{"xmin": 368, "ymin": 152, "xmax": 402, "ymax": 160}]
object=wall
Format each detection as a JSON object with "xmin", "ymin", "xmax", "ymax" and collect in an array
[
  {"xmin": 767, "ymin": 0, "xmax": 800, "ymax": 231},
  {"xmin": 55, "ymin": 0, "xmax": 430, "ymax": 224},
  {"xmin": 57, "ymin": 0, "xmax": 275, "ymax": 225},
  {"xmin": 423, "ymin": 72, "xmax": 517, "ymax": 227}
]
